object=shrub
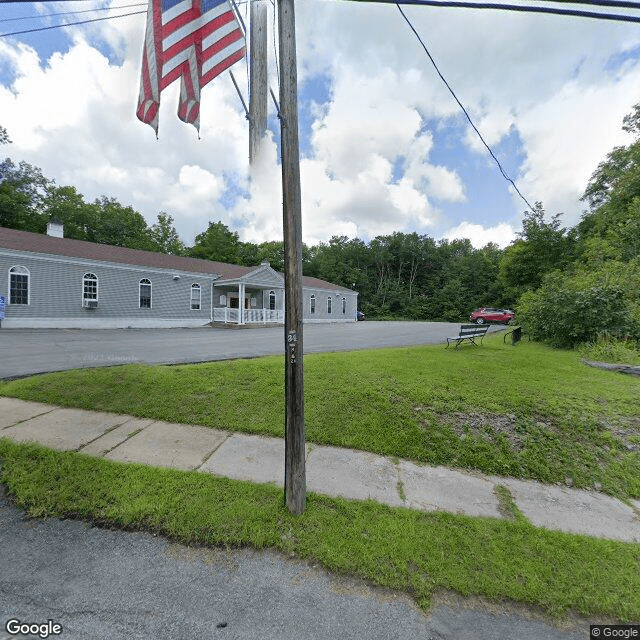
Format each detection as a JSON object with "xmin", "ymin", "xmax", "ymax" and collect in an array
[{"xmin": 517, "ymin": 270, "xmax": 639, "ymax": 348}]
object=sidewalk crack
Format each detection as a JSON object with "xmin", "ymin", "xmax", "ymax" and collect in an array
[
  {"xmin": 1, "ymin": 408, "xmax": 57, "ymax": 430},
  {"xmin": 195, "ymin": 432, "xmax": 230, "ymax": 470}
]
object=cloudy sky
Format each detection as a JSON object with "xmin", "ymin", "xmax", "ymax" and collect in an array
[{"xmin": 1, "ymin": 0, "xmax": 640, "ymax": 249}]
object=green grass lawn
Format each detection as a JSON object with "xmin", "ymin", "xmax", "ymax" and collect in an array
[
  {"xmin": 1, "ymin": 439, "xmax": 638, "ymax": 623},
  {"xmin": 2, "ymin": 333, "xmax": 639, "ymax": 498}
]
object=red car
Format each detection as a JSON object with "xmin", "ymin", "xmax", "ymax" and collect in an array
[{"xmin": 469, "ymin": 307, "xmax": 514, "ymax": 324}]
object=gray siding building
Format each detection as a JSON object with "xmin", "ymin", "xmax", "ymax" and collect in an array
[{"xmin": 0, "ymin": 224, "xmax": 359, "ymax": 329}]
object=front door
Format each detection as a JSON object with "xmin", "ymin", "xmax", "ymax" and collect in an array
[{"xmin": 229, "ymin": 296, "xmax": 249, "ymax": 309}]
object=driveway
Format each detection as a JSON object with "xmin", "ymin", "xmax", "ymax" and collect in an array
[{"xmin": 0, "ymin": 322, "xmax": 504, "ymax": 379}]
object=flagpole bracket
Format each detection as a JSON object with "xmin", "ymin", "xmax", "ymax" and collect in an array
[
  {"xmin": 229, "ymin": 71, "xmax": 250, "ymax": 120},
  {"xmin": 270, "ymin": 88, "xmax": 283, "ymax": 125}
]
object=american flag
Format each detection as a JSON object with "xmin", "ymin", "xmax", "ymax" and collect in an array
[{"xmin": 137, "ymin": 0, "xmax": 246, "ymax": 135}]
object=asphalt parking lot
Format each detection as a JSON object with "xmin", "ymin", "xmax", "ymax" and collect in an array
[{"xmin": 0, "ymin": 321, "xmax": 503, "ymax": 379}]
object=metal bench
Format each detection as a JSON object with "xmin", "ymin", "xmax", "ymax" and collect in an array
[{"xmin": 446, "ymin": 323, "xmax": 489, "ymax": 349}]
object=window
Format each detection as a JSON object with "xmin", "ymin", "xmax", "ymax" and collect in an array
[
  {"xmin": 310, "ymin": 295, "xmax": 315, "ymax": 314},
  {"xmin": 342, "ymin": 297, "xmax": 346, "ymax": 314},
  {"xmin": 9, "ymin": 266, "xmax": 29, "ymax": 305},
  {"xmin": 83, "ymin": 273, "xmax": 98, "ymax": 302},
  {"xmin": 327, "ymin": 297, "xmax": 332, "ymax": 314},
  {"xmin": 139, "ymin": 279, "xmax": 152, "ymax": 308},
  {"xmin": 269, "ymin": 290, "xmax": 276, "ymax": 311},
  {"xmin": 191, "ymin": 283, "xmax": 201, "ymax": 310}
]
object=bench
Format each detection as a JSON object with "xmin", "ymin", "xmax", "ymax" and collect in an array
[{"xmin": 446, "ymin": 323, "xmax": 489, "ymax": 349}]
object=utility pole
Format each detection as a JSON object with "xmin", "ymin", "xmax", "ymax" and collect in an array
[
  {"xmin": 249, "ymin": 0, "xmax": 268, "ymax": 165},
  {"xmin": 277, "ymin": 0, "xmax": 305, "ymax": 514}
]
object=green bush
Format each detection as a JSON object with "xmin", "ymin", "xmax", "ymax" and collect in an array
[{"xmin": 517, "ymin": 270, "xmax": 639, "ymax": 348}]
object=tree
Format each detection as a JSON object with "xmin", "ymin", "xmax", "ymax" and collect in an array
[
  {"xmin": 0, "ymin": 159, "xmax": 50, "ymax": 232},
  {"xmin": 577, "ymin": 105, "xmax": 640, "ymax": 263},
  {"xmin": 81, "ymin": 196, "xmax": 153, "ymax": 250},
  {"xmin": 0, "ymin": 125, "xmax": 10, "ymax": 145},
  {"xmin": 500, "ymin": 202, "xmax": 572, "ymax": 297},
  {"xmin": 582, "ymin": 103, "xmax": 640, "ymax": 210},
  {"xmin": 188, "ymin": 220, "xmax": 243, "ymax": 263},
  {"xmin": 148, "ymin": 212, "xmax": 186, "ymax": 255},
  {"xmin": 255, "ymin": 240, "xmax": 285, "ymax": 271},
  {"xmin": 42, "ymin": 185, "xmax": 94, "ymax": 240}
]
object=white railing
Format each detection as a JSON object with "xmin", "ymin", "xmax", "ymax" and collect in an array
[
  {"xmin": 213, "ymin": 308, "xmax": 239, "ymax": 323},
  {"xmin": 244, "ymin": 309, "xmax": 284, "ymax": 323},
  {"xmin": 213, "ymin": 308, "xmax": 283, "ymax": 324}
]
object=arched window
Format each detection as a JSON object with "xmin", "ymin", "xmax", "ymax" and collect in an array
[
  {"xmin": 139, "ymin": 278, "xmax": 152, "ymax": 308},
  {"xmin": 190, "ymin": 283, "xmax": 201, "ymax": 310},
  {"xmin": 327, "ymin": 296, "xmax": 332, "ymax": 314},
  {"xmin": 9, "ymin": 266, "xmax": 29, "ymax": 305},
  {"xmin": 310, "ymin": 295, "xmax": 316, "ymax": 314},
  {"xmin": 269, "ymin": 290, "xmax": 276, "ymax": 311},
  {"xmin": 342, "ymin": 297, "xmax": 346, "ymax": 314},
  {"xmin": 83, "ymin": 273, "xmax": 98, "ymax": 302}
]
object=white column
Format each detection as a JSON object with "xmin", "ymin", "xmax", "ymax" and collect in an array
[{"xmin": 239, "ymin": 282, "xmax": 245, "ymax": 324}]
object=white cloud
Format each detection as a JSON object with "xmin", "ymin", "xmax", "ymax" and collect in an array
[
  {"xmin": 1, "ymin": 0, "xmax": 640, "ymax": 252},
  {"xmin": 443, "ymin": 222, "xmax": 517, "ymax": 249}
]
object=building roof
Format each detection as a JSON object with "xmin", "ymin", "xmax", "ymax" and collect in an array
[{"xmin": 0, "ymin": 226, "xmax": 356, "ymax": 293}]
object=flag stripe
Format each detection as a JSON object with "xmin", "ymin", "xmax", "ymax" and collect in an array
[
  {"xmin": 202, "ymin": 31, "xmax": 244, "ymax": 76},
  {"xmin": 202, "ymin": 14, "xmax": 237, "ymax": 50},
  {"xmin": 202, "ymin": 46, "xmax": 244, "ymax": 86}
]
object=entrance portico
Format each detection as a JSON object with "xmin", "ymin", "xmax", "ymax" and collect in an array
[{"xmin": 212, "ymin": 261, "xmax": 285, "ymax": 325}]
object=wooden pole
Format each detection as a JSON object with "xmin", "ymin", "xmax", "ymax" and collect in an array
[
  {"xmin": 249, "ymin": 0, "xmax": 268, "ymax": 165},
  {"xmin": 278, "ymin": 0, "xmax": 305, "ymax": 514}
]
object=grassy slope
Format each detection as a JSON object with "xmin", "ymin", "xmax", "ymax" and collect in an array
[
  {"xmin": 1, "ymin": 439, "xmax": 638, "ymax": 622},
  {"xmin": 2, "ymin": 334, "xmax": 638, "ymax": 498}
]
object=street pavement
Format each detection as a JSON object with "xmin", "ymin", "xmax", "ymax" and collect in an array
[
  {"xmin": 0, "ymin": 321, "xmax": 502, "ymax": 379},
  {"xmin": 0, "ymin": 484, "xmax": 588, "ymax": 640}
]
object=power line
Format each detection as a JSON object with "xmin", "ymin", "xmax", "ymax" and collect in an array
[
  {"xmin": 0, "ymin": 3, "xmax": 146, "ymax": 23},
  {"xmin": 348, "ymin": 0, "xmax": 640, "ymax": 25},
  {"xmin": 0, "ymin": 10, "xmax": 145, "ymax": 37},
  {"xmin": 395, "ymin": 2, "xmax": 536, "ymax": 211}
]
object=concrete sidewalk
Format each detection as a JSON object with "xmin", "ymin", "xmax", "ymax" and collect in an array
[{"xmin": 1, "ymin": 397, "xmax": 639, "ymax": 543}]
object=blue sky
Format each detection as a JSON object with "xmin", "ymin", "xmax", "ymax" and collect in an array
[{"xmin": 1, "ymin": 0, "xmax": 640, "ymax": 249}]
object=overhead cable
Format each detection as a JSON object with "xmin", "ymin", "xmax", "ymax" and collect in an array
[
  {"xmin": 396, "ymin": 3, "xmax": 536, "ymax": 211},
  {"xmin": 0, "ymin": 10, "xmax": 145, "ymax": 37},
  {"xmin": 0, "ymin": 3, "xmax": 146, "ymax": 23},
  {"xmin": 347, "ymin": 0, "xmax": 640, "ymax": 24}
]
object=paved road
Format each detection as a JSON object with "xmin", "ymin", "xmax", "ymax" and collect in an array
[
  {"xmin": 0, "ymin": 322, "xmax": 503, "ymax": 379},
  {"xmin": 0, "ymin": 486, "xmax": 587, "ymax": 640}
]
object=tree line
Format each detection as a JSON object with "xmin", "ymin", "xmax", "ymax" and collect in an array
[{"xmin": 2, "ymin": 105, "xmax": 640, "ymax": 346}]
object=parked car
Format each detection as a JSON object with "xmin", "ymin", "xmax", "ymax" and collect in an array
[
  {"xmin": 469, "ymin": 307, "xmax": 514, "ymax": 325},
  {"xmin": 356, "ymin": 311, "xmax": 365, "ymax": 321}
]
